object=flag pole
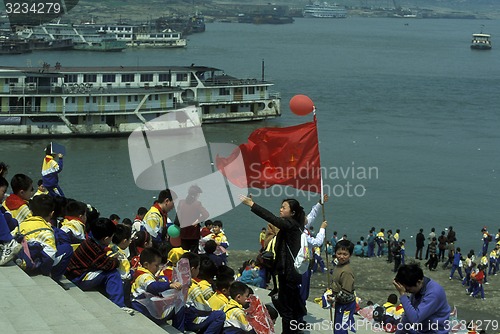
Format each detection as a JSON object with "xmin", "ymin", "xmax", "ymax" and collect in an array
[{"xmin": 314, "ymin": 107, "xmax": 333, "ymax": 324}]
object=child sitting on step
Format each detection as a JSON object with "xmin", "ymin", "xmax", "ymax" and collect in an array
[
  {"xmin": 65, "ymin": 217, "xmax": 134, "ymax": 314},
  {"xmin": 130, "ymin": 247, "xmax": 185, "ymax": 330}
]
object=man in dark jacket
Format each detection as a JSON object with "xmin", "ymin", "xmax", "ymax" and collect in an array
[{"xmin": 415, "ymin": 228, "xmax": 425, "ymax": 260}]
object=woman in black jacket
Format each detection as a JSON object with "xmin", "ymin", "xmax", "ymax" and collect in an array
[{"xmin": 240, "ymin": 195, "xmax": 306, "ymax": 334}]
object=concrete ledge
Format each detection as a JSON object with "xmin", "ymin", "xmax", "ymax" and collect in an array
[{"xmin": 0, "ymin": 264, "xmax": 168, "ymax": 334}]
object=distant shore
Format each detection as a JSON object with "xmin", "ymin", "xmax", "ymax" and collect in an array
[
  {"xmin": 228, "ymin": 250, "xmax": 499, "ymax": 323},
  {"xmin": 62, "ymin": 0, "xmax": 500, "ymax": 24}
]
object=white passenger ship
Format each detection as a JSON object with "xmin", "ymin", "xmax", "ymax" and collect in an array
[
  {"xmin": 96, "ymin": 24, "xmax": 187, "ymax": 48},
  {"xmin": 303, "ymin": 3, "xmax": 347, "ymax": 18},
  {"xmin": 0, "ymin": 64, "xmax": 281, "ymax": 137},
  {"xmin": 17, "ymin": 23, "xmax": 127, "ymax": 52}
]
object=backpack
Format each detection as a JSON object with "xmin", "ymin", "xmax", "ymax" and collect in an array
[
  {"xmin": 287, "ymin": 228, "xmax": 310, "ymax": 275},
  {"xmin": 257, "ymin": 235, "xmax": 277, "ymax": 269}
]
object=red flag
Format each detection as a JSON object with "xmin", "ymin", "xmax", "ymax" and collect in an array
[{"xmin": 216, "ymin": 117, "xmax": 322, "ymax": 193}]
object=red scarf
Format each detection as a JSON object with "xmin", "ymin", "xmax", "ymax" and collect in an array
[
  {"xmin": 65, "ymin": 216, "xmax": 83, "ymax": 223},
  {"xmin": 4, "ymin": 194, "xmax": 27, "ymax": 210},
  {"xmin": 131, "ymin": 268, "xmax": 149, "ymax": 285}
]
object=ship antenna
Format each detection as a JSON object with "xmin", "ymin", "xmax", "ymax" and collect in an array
[{"xmin": 261, "ymin": 59, "xmax": 265, "ymax": 82}]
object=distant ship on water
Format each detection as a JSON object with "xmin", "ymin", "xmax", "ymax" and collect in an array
[{"xmin": 303, "ymin": 2, "xmax": 347, "ymax": 18}]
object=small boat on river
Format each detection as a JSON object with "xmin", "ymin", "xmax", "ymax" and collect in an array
[{"xmin": 470, "ymin": 33, "xmax": 492, "ymax": 50}]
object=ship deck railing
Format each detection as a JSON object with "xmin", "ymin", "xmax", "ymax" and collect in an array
[
  {"xmin": 1, "ymin": 103, "xmax": 191, "ymax": 116},
  {"xmin": 7, "ymin": 84, "xmax": 181, "ymax": 95},
  {"xmin": 199, "ymin": 78, "xmax": 272, "ymax": 87},
  {"xmin": 184, "ymin": 94, "xmax": 280, "ymax": 104}
]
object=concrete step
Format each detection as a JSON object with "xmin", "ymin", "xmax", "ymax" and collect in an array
[
  {"xmin": 56, "ymin": 278, "xmax": 168, "ymax": 334},
  {"xmin": 0, "ymin": 264, "xmax": 171, "ymax": 334},
  {"xmin": 2, "ymin": 263, "xmax": 370, "ymax": 334}
]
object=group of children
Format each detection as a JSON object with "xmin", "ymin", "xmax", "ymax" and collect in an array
[
  {"xmin": 357, "ymin": 294, "xmax": 405, "ymax": 332},
  {"xmin": 329, "ymin": 228, "xmax": 407, "ymax": 273},
  {"xmin": 0, "ymin": 168, "xmax": 279, "ymax": 333}
]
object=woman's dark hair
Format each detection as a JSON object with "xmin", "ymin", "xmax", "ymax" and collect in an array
[{"xmin": 282, "ymin": 198, "xmax": 305, "ymax": 225}]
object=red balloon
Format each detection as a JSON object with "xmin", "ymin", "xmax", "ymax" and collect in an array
[{"xmin": 289, "ymin": 95, "xmax": 314, "ymax": 116}]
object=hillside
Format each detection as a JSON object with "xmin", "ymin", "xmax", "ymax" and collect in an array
[{"xmin": 58, "ymin": 0, "xmax": 500, "ymax": 23}]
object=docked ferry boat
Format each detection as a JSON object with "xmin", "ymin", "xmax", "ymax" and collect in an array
[
  {"xmin": 303, "ymin": 3, "xmax": 347, "ymax": 18},
  {"xmin": 0, "ymin": 64, "xmax": 281, "ymax": 137},
  {"xmin": 96, "ymin": 24, "xmax": 187, "ymax": 48},
  {"xmin": 17, "ymin": 23, "xmax": 127, "ymax": 52}
]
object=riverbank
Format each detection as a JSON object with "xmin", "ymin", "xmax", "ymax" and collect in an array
[
  {"xmin": 63, "ymin": 0, "xmax": 500, "ymax": 23},
  {"xmin": 227, "ymin": 250, "xmax": 499, "ymax": 324}
]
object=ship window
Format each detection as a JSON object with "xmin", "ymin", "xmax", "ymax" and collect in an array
[
  {"xmin": 114, "ymin": 96, "xmax": 118, "ymax": 102},
  {"xmin": 248, "ymin": 87, "xmax": 255, "ymax": 94},
  {"xmin": 64, "ymin": 74, "xmax": 78, "ymax": 83},
  {"xmin": 84, "ymin": 74, "xmax": 97, "ymax": 82},
  {"xmin": 148, "ymin": 95, "xmax": 152, "ymax": 101},
  {"xmin": 154, "ymin": 94, "xmax": 158, "ymax": 100},
  {"xmin": 159, "ymin": 73, "xmax": 171, "ymax": 82},
  {"xmin": 102, "ymin": 74, "xmax": 116, "ymax": 83},
  {"xmin": 86, "ymin": 96, "xmax": 90, "ymax": 103},
  {"xmin": 219, "ymin": 88, "xmax": 230, "ymax": 96},
  {"xmin": 176, "ymin": 73, "xmax": 187, "ymax": 81},
  {"xmin": 107, "ymin": 96, "xmax": 111, "ymax": 103},
  {"xmin": 7, "ymin": 78, "xmax": 18, "ymax": 83},
  {"xmin": 134, "ymin": 96, "xmax": 138, "ymax": 101},
  {"xmin": 93, "ymin": 97, "xmax": 97, "ymax": 103},
  {"xmin": 71, "ymin": 97, "xmax": 76, "ymax": 103},
  {"xmin": 50, "ymin": 97, "xmax": 55, "ymax": 103},
  {"xmin": 127, "ymin": 96, "xmax": 131, "ymax": 102},
  {"xmin": 140, "ymin": 74, "xmax": 153, "ymax": 82},
  {"xmin": 121, "ymin": 74, "xmax": 135, "ymax": 82}
]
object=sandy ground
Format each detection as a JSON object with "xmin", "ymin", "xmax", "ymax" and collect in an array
[{"xmin": 228, "ymin": 250, "xmax": 499, "ymax": 323}]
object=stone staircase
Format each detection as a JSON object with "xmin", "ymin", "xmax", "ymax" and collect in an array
[
  {"xmin": 0, "ymin": 263, "xmax": 175, "ymax": 334},
  {"xmin": 1, "ymin": 263, "xmax": 369, "ymax": 334}
]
